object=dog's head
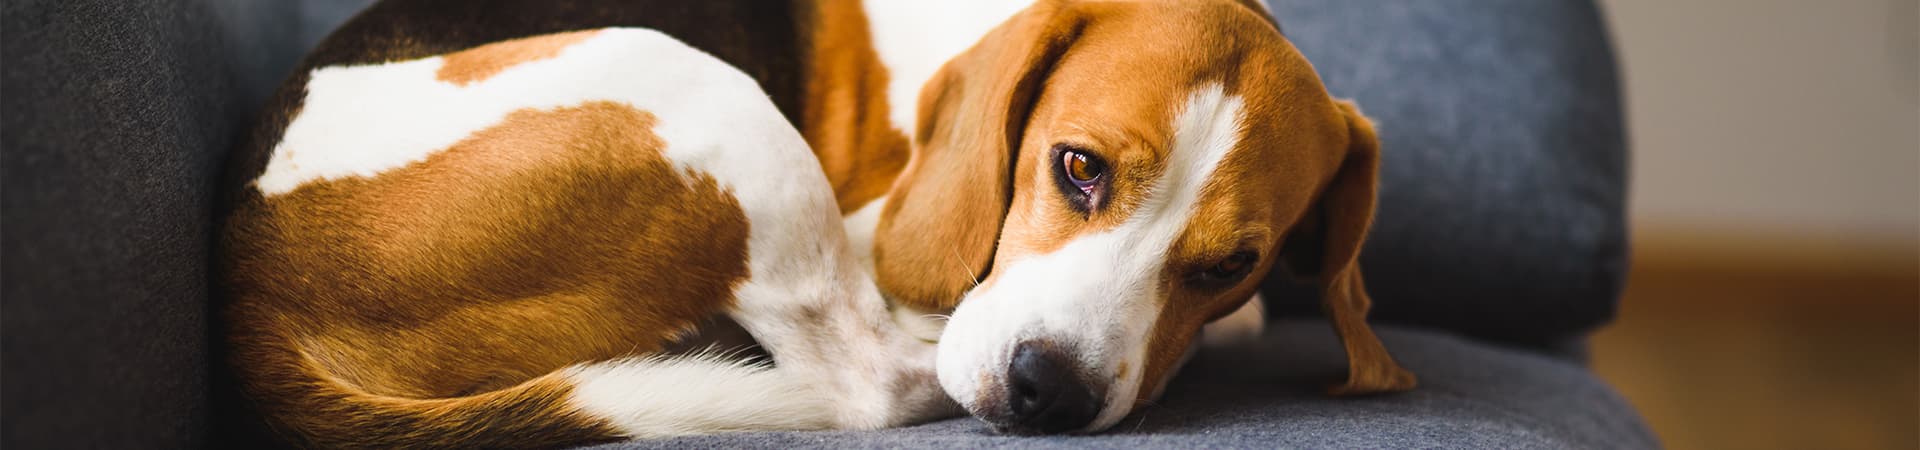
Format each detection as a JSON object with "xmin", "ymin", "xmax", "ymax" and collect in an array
[{"xmin": 870, "ymin": 0, "xmax": 1399, "ymax": 434}]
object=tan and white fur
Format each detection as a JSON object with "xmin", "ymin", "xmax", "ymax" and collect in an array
[{"xmin": 224, "ymin": 28, "xmax": 952, "ymax": 448}]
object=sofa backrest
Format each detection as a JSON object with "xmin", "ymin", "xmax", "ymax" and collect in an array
[{"xmin": 1260, "ymin": 0, "xmax": 1628, "ymax": 346}]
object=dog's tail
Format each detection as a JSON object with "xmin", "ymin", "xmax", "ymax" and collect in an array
[{"xmin": 238, "ymin": 334, "xmax": 833, "ymax": 448}]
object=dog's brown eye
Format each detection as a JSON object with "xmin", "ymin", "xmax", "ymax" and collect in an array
[
  {"xmin": 1063, "ymin": 151, "xmax": 1104, "ymax": 189},
  {"xmin": 1051, "ymin": 144, "xmax": 1107, "ymax": 214},
  {"xmin": 1195, "ymin": 251, "xmax": 1258, "ymax": 285},
  {"xmin": 1212, "ymin": 256, "xmax": 1248, "ymax": 275}
]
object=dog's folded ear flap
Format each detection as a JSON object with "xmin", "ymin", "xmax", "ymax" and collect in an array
[
  {"xmin": 872, "ymin": 4, "xmax": 1084, "ymax": 312},
  {"xmin": 1281, "ymin": 99, "xmax": 1416, "ymax": 395}
]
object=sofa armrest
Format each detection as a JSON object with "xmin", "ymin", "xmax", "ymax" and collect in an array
[{"xmin": 1, "ymin": 0, "xmax": 252, "ymax": 447}]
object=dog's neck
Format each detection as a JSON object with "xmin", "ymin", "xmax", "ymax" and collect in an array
[{"xmin": 793, "ymin": 0, "xmax": 1030, "ymax": 215}]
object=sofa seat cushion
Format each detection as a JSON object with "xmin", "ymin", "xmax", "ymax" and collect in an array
[{"xmin": 587, "ymin": 320, "xmax": 1657, "ymax": 449}]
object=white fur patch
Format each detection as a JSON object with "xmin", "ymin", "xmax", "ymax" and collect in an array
[
  {"xmin": 936, "ymin": 83, "xmax": 1246, "ymax": 432},
  {"xmin": 566, "ymin": 353, "xmax": 833, "ymax": 437},
  {"xmin": 863, "ymin": 0, "xmax": 1032, "ymax": 135}
]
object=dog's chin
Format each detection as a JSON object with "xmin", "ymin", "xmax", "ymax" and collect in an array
[
  {"xmin": 944, "ymin": 374, "xmax": 1126, "ymax": 435},
  {"xmin": 971, "ymin": 405, "xmax": 1023, "ymax": 435},
  {"xmin": 972, "ymin": 404, "xmax": 1105, "ymax": 436},
  {"xmin": 978, "ymin": 404, "xmax": 1126, "ymax": 435}
]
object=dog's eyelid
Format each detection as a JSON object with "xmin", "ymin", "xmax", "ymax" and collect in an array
[
  {"xmin": 1048, "ymin": 141, "xmax": 1105, "ymax": 161},
  {"xmin": 1048, "ymin": 143, "xmax": 1110, "ymax": 215},
  {"xmin": 1181, "ymin": 249, "xmax": 1256, "ymax": 279},
  {"xmin": 1194, "ymin": 243, "xmax": 1261, "ymax": 265}
]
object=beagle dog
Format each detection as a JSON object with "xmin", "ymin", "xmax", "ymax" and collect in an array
[
  {"xmin": 221, "ymin": 0, "xmax": 1414, "ymax": 446},
  {"xmin": 812, "ymin": 0, "xmax": 1417, "ymax": 433}
]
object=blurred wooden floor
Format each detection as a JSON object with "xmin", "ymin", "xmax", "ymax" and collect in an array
[{"xmin": 1591, "ymin": 231, "xmax": 1920, "ymax": 449}]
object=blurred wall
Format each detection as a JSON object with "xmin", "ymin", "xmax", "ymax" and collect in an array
[{"xmin": 1599, "ymin": 0, "xmax": 1919, "ymax": 246}]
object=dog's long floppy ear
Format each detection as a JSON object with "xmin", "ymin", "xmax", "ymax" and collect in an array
[
  {"xmin": 873, "ymin": 4, "xmax": 1083, "ymax": 312},
  {"xmin": 1281, "ymin": 100, "xmax": 1417, "ymax": 395}
]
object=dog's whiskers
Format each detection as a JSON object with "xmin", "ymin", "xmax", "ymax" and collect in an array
[
  {"xmin": 1131, "ymin": 407, "xmax": 1152, "ymax": 432},
  {"xmin": 947, "ymin": 246, "xmax": 982, "ymax": 289}
]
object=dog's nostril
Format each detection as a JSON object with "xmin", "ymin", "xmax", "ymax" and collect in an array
[
  {"xmin": 1004, "ymin": 341, "xmax": 1101, "ymax": 434},
  {"xmin": 1012, "ymin": 378, "xmax": 1039, "ymax": 406}
]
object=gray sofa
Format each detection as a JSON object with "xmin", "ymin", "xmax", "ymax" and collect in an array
[{"xmin": 1, "ymin": 0, "xmax": 1655, "ymax": 448}]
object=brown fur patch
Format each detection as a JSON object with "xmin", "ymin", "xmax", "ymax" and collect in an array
[
  {"xmin": 225, "ymin": 101, "xmax": 751, "ymax": 446},
  {"xmin": 436, "ymin": 29, "xmax": 601, "ymax": 86},
  {"xmin": 797, "ymin": 2, "xmax": 912, "ymax": 213}
]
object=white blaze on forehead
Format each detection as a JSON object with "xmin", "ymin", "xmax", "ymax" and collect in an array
[
  {"xmin": 935, "ymin": 83, "xmax": 1247, "ymax": 432},
  {"xmin": 1146, "ymin": 83, "xmax": 1249, "ymax": 237}
]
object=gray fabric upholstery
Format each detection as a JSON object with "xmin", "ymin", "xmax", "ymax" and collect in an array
[
  {"xmin": 207, "ymin": 0, "xmax": 375, "ymax": 116},
  {"xmin": 2, "ymin": 0, "xmax": 241, "ymax": 447},
  {"xmin": 586, "ymin": 321, "xmax": 1657, "ymax": 449},
  {"xmin": 1259, "ymin": 0, "xmax": 1631, "ymax": 345}
]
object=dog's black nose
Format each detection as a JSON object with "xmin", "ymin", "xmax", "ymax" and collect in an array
[{"xmin": 1004, "ymin": 341, "xmax": 1101, "ymax": 434}]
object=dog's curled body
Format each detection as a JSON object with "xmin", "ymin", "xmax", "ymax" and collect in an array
[{"xmin": 222, "ymin": 28, "xmax": 951, "ymax": 448}]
